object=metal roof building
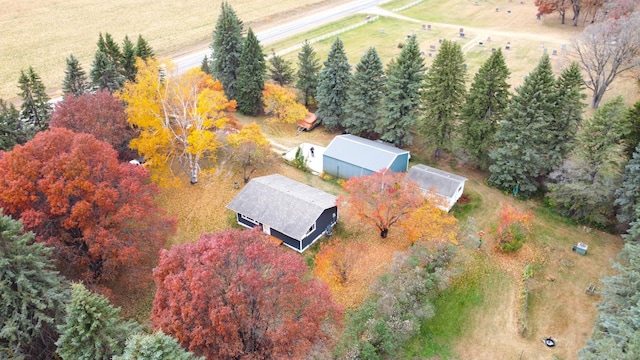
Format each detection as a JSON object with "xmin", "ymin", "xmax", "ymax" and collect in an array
[
  {"xmin": 322, "ymin": 134, "xmax": 410, "ymax": 179},
  {"xmin": 406, "ymin": 164, "xmax": 468, "ymax": 211}
]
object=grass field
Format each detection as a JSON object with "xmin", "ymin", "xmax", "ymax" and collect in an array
[{"xmin": 0, "ymin": 0, "xmax": 341, "ymax": 101}]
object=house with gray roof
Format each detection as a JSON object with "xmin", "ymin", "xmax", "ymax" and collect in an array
[
  {"xmin": 226, "ymin": 174, "xmax": 337, "ymax": 252},
  {"xmin": 323, "ymin": 134, "xmax": 410, "ymax": 179},
  {"xmin": 406, "ymin": 164, "xmax": 468, "ymax": 212}
]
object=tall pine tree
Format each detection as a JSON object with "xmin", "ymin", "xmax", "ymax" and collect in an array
[
  {"xmin": 316, "ymin": 37, "xmax": 351, "ymax": 131},
  {"xmin": 459, "ymin": 48, "xmax": 510, "ymax": 169},
  {"xmin": 488, "ymin": 54, "xmax": 557, "ymax": 198},
  {"xmin": 0, "ymin": 210, "xmax": 68, "ymax": 360},
  {"xmin": 547, "ymin": 61, "xmax": 585, "ymax": 173},
  {"xmin": 98, "ymin": 33, "xmax": 123, "ymax": 73},
  {"xmin": 615, "ymin": 144, "xmax": 640, "ymax": 228},
  {"xmin": 113, "ymin": 332, "xmax": 203, "ymax": 360},
  {"xmin": 268, "ymin": 50, "xmax": 295, "ymax": 86},
  {"xmin": 343, "ymin": 47, "xmax": 385, "ymax": 139},
  {"xmin": 623, "ymin": 101, "xmax": 640, "ymax": 159},
  {"xmin": 56, "ymin": 283, "xmax": 140, "ymax": 360},
  {"xmin": 237, "ymin": 28, "xmax": 266, "ymax": 115},
  {"xmin": 62, "ymin": 54, "xmax": 88, "ymax": 97},
  {"xmin": 121, "ymin": 35, "xmax": 137, "ymax": 82},
  {"xmin": 211, "ymin": 1, "xmax": 244, "ymax": 100},
  {"xmin": 377, "ymin": 35, "xmax": 425, "ymax": 147},
  {"xmin": 579, "ymin": 240, "xmax": 640, "ymax": 359},
  {"xmin": 421, "ymin": 39, "xmax": 467, "ymax": 157},
  {"xmin": 134, "ymin": 34, "xmax": 155, "ymax": 59},
  {"xmin": 90, "ymin": 50, "xmax": 125, "ymax": 92},
  {"xmin": 546, "ymin": 97, "xmax": 628, "ymax": 227},
  {"xmin": 0, "ymin": 99, "xmax": 26, "ymax": 150},
  {"xmin": 296, "ymin": 40, "xmax": 321, "ymax": 108},
  {"xmin": 18, "ymin": 66, "xmax": 51, "ymax": 135}
]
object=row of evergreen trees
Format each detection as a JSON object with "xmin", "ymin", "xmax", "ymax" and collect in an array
[
  {"xmin": 0, "ymin": 32, "xmax": 155, "ymax": 152},
  {"xmin": 0, "ymin": 211, "xmax": 201, "ymax": 359}
]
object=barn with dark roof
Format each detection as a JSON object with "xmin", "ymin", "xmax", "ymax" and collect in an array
[
  {"xmin": 322, "ymin": 134, "xmax": 410, "ymax": 179},
  {"xmin": 226, "ymin": 174, "xmax": 337, "ymax": 252}
]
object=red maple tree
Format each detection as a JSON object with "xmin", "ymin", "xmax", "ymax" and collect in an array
[
  {"xmin": 0, "ymin": 128, "xmax": 175, "ymax": 289},
  {"xmin": 50, "ymin": 90, "xmax": 137, "ymax": 158},
  {"xmin": 152, "ymin": 229, "xmax": 343, "ymax": 360},
  {"xmin": 337, "ymin": 170, "xmax": 424, "ymax": 238}
]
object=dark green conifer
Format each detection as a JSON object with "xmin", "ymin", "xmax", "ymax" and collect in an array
[
  {"xmin": 268, "ymin": 50, "xmax": 295, "ymax": 86},
  {"xmin": 295, "ymin": 40, "xmax": 321, "ymax": 108},
  {"xmin": 377, "ymin": 35, "xmax": 425, "ymax": 146},
  {"xmin": 237, "ymin": 28, "xmax": 266, "ymax": 115},
  {"xmin": 17, "ymin": 66, "xmax": 51, "ymax": 134},
  {"xmin": 343, "ymin": 47, "xmax": 385, "ymax": 139},
  {"xmin": 316, "ymin": 37, "xmax": 351, "ymax": 131},
  {"xmin": 210, "ymin": 1, "xmax": 244, "ymax": 99},
  {"xmin": 459, "ymin": 48, "xmax": 510, "ymax": 169}
]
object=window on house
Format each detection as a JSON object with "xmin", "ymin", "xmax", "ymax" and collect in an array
[
  {"xmin": 304, "ymin": 222, "xmax": 316, "ymax": 237},
  {"xmin": 241, "ymin": 214, "xmax": 259, "ymax": 225}
]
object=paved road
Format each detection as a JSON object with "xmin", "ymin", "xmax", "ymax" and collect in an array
[{"xmin": 172, "ymin": 0, "xmax": 383, "ymax": 73}]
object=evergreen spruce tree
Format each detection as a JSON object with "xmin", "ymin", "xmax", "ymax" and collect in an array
[
  {"xmin": 0, "ymin": 99, "xmax": 26, "ymax": 150},
  {"xmin": 459, "ymin": 48, "xmax": 510, "ymax": 169},
  {"xmin": 211, "ymin": 1, "xmax": 244, "ymax": 100},
  {"xmin": 62, "ymin": 54, "xmax": 88, "ymax": 97},
  {"xmin": 377, "ymin": 35, "xmax": 425, "ymax": 147},
  {"xmin": 18, "ymin": 66, "xmax": 51, "ymax": 134},
  {"xmin": 113, "ymin": 333, "xmax": 203, "ymax": 360},
  {"xmin": 134, "ymin": 34, "xmax": 155, "ymax": 59},
  {"xmin": 316, "ymin": 37, "xmax": 351, "ymax": 131},
  {"xmin": 421, "ymin": 39, "xmax": 467, "ymax": 157},
  {"xmin": 615, "ymin": 144, "xmax": 640, "ymax": 228},
  {"xmin": 343, "ymin": 47, "xmax": 385, "ymax": 139},
  {"xmin": 296, "ymin": 40, "xmax": 322, "ymax": 108},
  {"xmin": 90, "ymin": 51, "xmax": 125, "ymax": 92},
  {"xmin": 578, "ymin": 240, "xmax": 640, "ymax": 359},
  {"xmin": 56, "ymin": 283, "xmax": 140, "ymax": 360},
  {"xmin": 623, "ymin": 101, "xmax": 640, "ymax": 159},
  {"xmin": 101, "ymin": 32, "xmax": 123, "ymax": 72},
  {"xmin": 237, "ymin": 28, "xmax": 266, "ymax": 115},
  {"xmin": 548, "ymin": 61, "xmax": 585, "ymax": 172},
  {"xmin": 0, "ymin": 210, "xmax": 68, "ymax": 359},
  {"xmin": 121, "ymin": 35, "xmax": 137, "ymax": 82},
  {"xmin": 488, "ymin": 54, "xmax": 557, "ymax": 198},
  {"xmin": 268, "ymin": 50, "xmax": 295, "ymax": 86},
  {"xmin": 200, "ymin": 55, "xmax": 211, "ymax": 74},
  {"xmin": 546, "ymin": 97, "xmax": 628, "ymax": 226}
]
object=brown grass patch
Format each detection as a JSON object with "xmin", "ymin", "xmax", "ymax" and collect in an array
[{"xmin": 0, "ymin": 0, "xmax": 343, "ymax": 101}]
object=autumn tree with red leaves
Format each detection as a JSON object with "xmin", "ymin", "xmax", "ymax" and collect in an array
[
  {"xmin": 338, "ymin": 170, "xmax": 424, "ymax": 238},
  {"xmin": 152, "ymin": 229, "xmax": 342, "ymax": 360},
  {"xmin": 0, "ymin": 128, "xmax": 175, "ymax": 290},
  {"xmin": 50, "ymin": 90, "xmax": 137, "ymax": 157},
  {"xmin": 494, "ymin": 203, "xmax": 535, "ymax": 252}
]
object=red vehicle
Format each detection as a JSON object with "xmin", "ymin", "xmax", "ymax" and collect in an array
[{"xmin": 296, "ymin": 112, "xmax": 319, "ymax": 134}]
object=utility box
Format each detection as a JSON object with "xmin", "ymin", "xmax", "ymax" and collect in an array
[{"xmin": 573, "ymin": 242, "xmax": 588, "ymax": 255}]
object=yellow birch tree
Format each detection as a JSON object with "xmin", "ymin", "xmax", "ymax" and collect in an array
[{"xmin": 118, "ymin": 58, "xmax": 236, "ymax": 185}]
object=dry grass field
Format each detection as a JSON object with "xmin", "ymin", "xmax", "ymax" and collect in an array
[{"xmin": 0, "ymin": 0, "xmax": 342, "ymax": 101}]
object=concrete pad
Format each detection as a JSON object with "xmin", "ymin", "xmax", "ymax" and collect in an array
[{"xmin": 283, "ymin": 142, "xmax": 325, "ymax": 175}]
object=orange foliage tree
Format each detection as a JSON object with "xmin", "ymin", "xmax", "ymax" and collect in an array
[
  {"xmin": 494, "ymin": 203, "xmax": 535, "ymax": 252},
  {"xmin": 338, "ymin": 170, "xmax": 424, "ymax": 238},
  {"xmin": 152, "ymin": 229, "xmax": 342, "ymax": 360},
  {"xmin": 402, "ymin": 199, "xmax": 459, "ymax": 245},
  {"xmin": 0, "ymin": 128, "xmax": 175, "ymax": 290},
  {"xmin": 118, "ymin": 58, "xmax": 237, "ymax": 185},
  {"xmin": 314, "ymin": 237, "xmax": 368, "ymax": 292},
  {"xmin": 262, "ymin": 83, "xmax": 308, "ymax": 124},
  {"xmin": 226, "ymin": 122, "xmax": 277, "ymax": 183}
]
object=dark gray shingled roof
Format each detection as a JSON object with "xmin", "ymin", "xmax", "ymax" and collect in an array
[
  {"xmin": 406, "ymin": 164, "xmax": 467, "ymax": 199},
  {"xmin": 323, "ymin": 134, "xmax": 409, "ymax": 172},
  {"xmin": 226, "ymin": 174, "xmax": 337, "ymax": 240}
]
